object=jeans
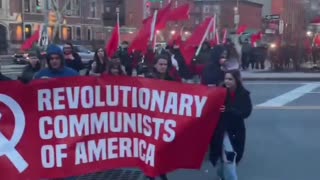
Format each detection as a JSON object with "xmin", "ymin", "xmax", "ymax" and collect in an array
[{"xmin": 217, "ymin": 133, "xmax": 238, "ymax": 180}]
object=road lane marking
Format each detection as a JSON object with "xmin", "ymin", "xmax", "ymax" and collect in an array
[
  {"xmin": 255, "ymin": 106, "xmax": 320, "ymax": 110},
  {"xmin": 256, "ymin": 83, "xmax": 320, "ymax": 107},
  {"xmin": 245, "ymin": 82, "xmax": 313, "ymax": 85},
  {"xmin": 306, "ymin": 92, "xmax": 320, "ymax": 94}
]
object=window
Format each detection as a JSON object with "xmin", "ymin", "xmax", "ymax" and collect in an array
[
  {"xmin": 66, "ymin": 0, "xmax": 71, "ymax": 10},
  {"xmin": 62, "ymin": 26, "xmax": 72, "ymax": 40},
  {"xmin": 76, "ymin": 27, "xmax": 81, "ymax": 40},
  {"xmin": 195, "ymin": 19, "xmax": 200, "ymax": 25},
  {"xmin": 90, "ymin": 0, "xmax": 97, "ymax": 18},
  {"xmin": 105, "ymin": 7, "xmax": 110, "ymax": 13},
  {"xmin": 46, "ymin": 0, "xmax": 52, "ymax": 10},
  {"xmin": 0, "ymin": 0, "xmax": 2, "ymax": 9},
  {"xmin": 65, "ymin": 0, "xmax": 80, "ymax": 16},
  {"xmin": 87, "ymin": 28, "xmax": 92, "ymax": 40},
  {"xmin": 74, "ymin": 0, "xmax": 80, "ymax": 16},
  {"xmin": 24, "ymin": 0, "xmax": 30, "ymax": 12},
  {"xmin": 24, "ymin": 24, "xmax": 32, "ymax": 39},
  {"xmin": 66, "ymin": 27, "xmax": 72, "ymax": 40},
  {"xmin": 203, "ymin": 5, "xmax": 210, "ymax": 13}
]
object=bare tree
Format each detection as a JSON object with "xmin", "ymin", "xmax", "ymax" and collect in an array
[{"xmin": 50, "ymin": 0, "xmax": 73, "ymax": 42}]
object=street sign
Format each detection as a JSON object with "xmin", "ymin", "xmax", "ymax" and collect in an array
[{"xmin": 265, "ymin": 14, "xmax": 280, "ymax": 21}]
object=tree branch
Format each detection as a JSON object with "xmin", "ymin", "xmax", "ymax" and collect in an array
[{"xmin": 61, "ymin": 0, "xmax": 72, "ymax": 14}]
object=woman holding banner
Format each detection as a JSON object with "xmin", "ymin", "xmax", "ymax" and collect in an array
[{"xmin": 209, "ymin": 70, "xmax": 252, "ymax": 180}]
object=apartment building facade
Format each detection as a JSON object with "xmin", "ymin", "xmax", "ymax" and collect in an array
[
  {"xmin": 193, "ymin": 0, "xmax": 263, "ymax": 30},
  {"xmin": 0, "ymin": 0, "xmax": 106, "ymax": 53},
  {"xmin": 272, "ymin": 0, "xmax": 307, "ymax": 43}
]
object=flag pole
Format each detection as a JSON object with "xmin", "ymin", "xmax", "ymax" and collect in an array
[
  {"xmin": 212, "ymin": 14, "xmax": 216, "ymax": 40},
  {"xmin": 150, "ymin": 10, "xmax": 158, "ymax": 41},
  {"xmin": 116, "ymin": 7, "xmax": 121, "ymax": 46},
  {"xmin": 150, "ymin": 10, "xmax": 158, "ymax": 51},
  {"xmin": 195, "ymin": 17, "xmax": 214, "ymax": 57}
]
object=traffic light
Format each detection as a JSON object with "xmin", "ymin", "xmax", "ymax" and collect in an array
[{"xmin": 36, "ymin": 0, "xmax": 41, "ymax": 10}]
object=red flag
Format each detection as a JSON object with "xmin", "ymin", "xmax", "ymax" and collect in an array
[
  {"xmin": 167, "ymin": 4, "xmax": 190, "ymax": 22},
  {"xmin": 251, "ymin": 32, "xmax": 263, "ymax": 46},
  {"xmin": 180, "ymin": 17, "xmax": 213, "ymax": 64},
  {"xmin": 237, "ymin": 25, "xmax": 247, "ymax": 35},
  {"xmin": 168, "ymin": 34, "xmax": 182, "ymax": 47},
  {"xmin": 155, "ymin": 2, "xmax": 173, "ymax": 30},
  {"xmin": 105, "ymin": 22, "xmax": 120, "ymax": 58},
  {"xmin": 142, "ymin": 2, "xmax": 172, "ymax": 30},
  {"xmin": 21, "ymin": 30, "xmax": 40, "ymax": 51},
  {"xmin": 129, "ymin": 15, "xmax": 154, "ymax": 53}
]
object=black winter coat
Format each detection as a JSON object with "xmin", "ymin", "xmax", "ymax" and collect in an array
[
  {"xmin": 18, "ymin": 63, "xmax": 40, "ymax": 83},
  {"xmin": 209, "ymin": 87, "xmax": 252, "ymax": 165},
  {"xmin": 65, "ymin": 53, "xmax": 84, "ymax": 72}
]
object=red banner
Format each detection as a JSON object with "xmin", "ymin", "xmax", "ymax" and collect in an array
[{"xmin": 0, "ymin": 76, "xmax": 226, "ymax": 179}]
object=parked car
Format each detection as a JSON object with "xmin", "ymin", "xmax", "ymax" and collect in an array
[
  {"xmin": 58, "ymin": 45, "xmax": 94, "ymax": 67},
  {"xmin": 12, "ymin": 53, "xmax": 28, "ymax": 64}
]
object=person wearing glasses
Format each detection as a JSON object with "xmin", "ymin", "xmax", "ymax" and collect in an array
[{"xmin": 63, "ymin": 42, "xmax": 84, "ymax": 72}]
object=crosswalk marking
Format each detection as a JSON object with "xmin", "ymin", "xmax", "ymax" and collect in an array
[
  {"xmin": 257, "ymin": 83, "xmax": 320, "ymax": 107},
  {"xmin": 255, "ymin": 106, "xmax": 320, "ymax": 110}
]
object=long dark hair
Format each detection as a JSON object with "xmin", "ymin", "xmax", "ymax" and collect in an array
[
  {"xmin": 64, "ymin": 42, "xmax": 75, "ymax": 53},
  {"xmin": 93, "ymin": 48, "xmax": 108, "ymax": 73},
  {"xmin": 224, "ymin": 69, "xmax": 244, "ymax": 91}
]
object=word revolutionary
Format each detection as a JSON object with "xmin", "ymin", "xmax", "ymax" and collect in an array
[{"xmin": 37, "ymin": 85, "xmax": 208, "ymax": 117}]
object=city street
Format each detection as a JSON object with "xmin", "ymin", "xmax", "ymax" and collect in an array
[
  {"xmin": 0, "ymin": 62, "xmax": 319, "ymax": 180},
  {"xmin": 76, "ymin": 81, "xmax": 320, "ymax": 180}
]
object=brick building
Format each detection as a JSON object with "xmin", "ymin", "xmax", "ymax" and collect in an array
[
  {"xmin": 102, "ymin": 0, "xmax": 194, "ymax": 42},
  {"xmin": 193, "ymin": 0, "xmax": 263, "ymax": 30},
  {"xmin": 271, "ymin": 0, "xmax": 307, "ymax": 43},
  {"xmin": 0, "ymin": 0, "xmax": 106, "ymax": 53}
]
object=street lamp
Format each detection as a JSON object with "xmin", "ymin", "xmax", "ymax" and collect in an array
[
  {"xmin": 171, "ymin": 30, "xmax": 176, "ymax": 35},
  {"xmin": 234, "ymin": 0, "xmax": 239, "ymax": 30}
]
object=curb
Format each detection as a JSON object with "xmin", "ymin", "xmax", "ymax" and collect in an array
[{"xmin": 243, "ymin": 77, "xmax": 320, "ymax": 81}]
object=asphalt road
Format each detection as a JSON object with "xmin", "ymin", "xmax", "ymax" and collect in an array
[{"xmin": 1, "ymin": 63, "xmax": 319, "ymax": 179}]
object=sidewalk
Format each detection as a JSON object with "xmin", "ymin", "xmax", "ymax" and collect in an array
[{"xmin": 242, "ymin": 70, "xmax": 320, "ymax": 81}]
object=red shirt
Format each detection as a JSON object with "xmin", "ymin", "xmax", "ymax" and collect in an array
[{"xmin": 230, "ymin": 91, "xmax": 236, "ymax": 102}]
